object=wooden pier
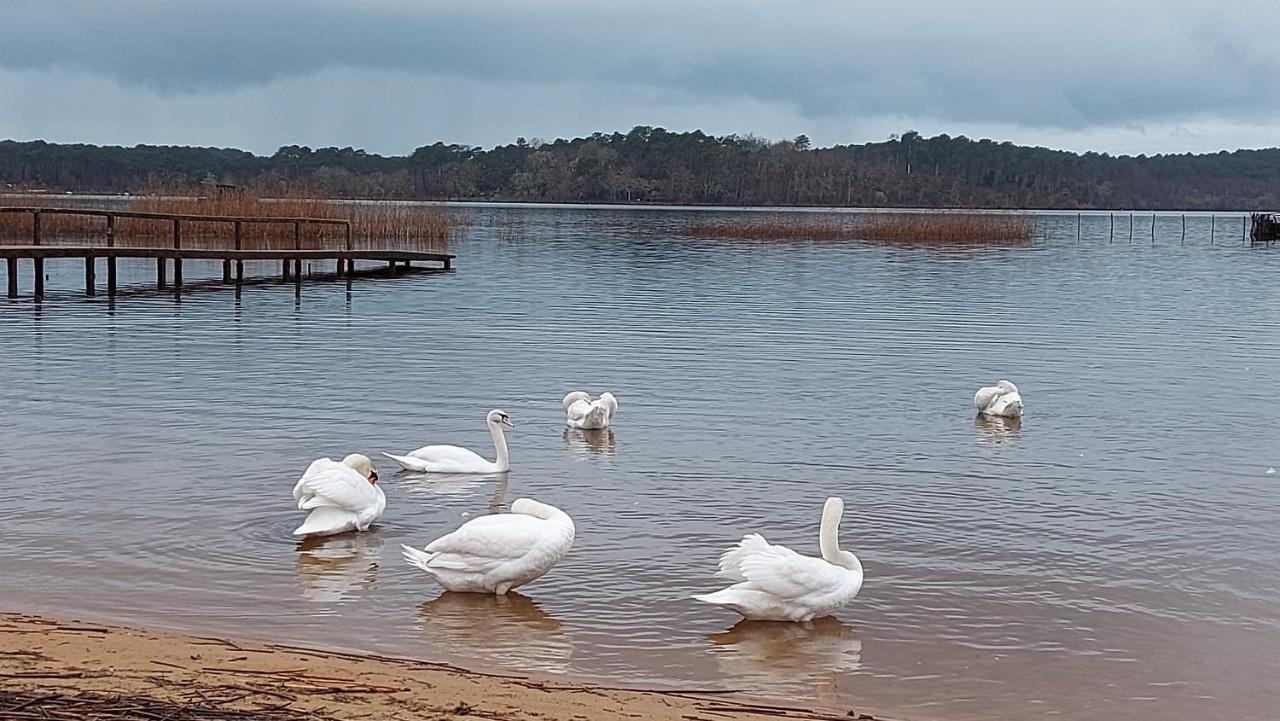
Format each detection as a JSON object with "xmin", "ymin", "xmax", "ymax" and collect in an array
[
  {"xmin": 0, "ymin": 207, "xmax": 454, "ymax": 298},
  {"xmin": 1251, "ymin": 213, "xmax": 1280, "ymax": 243}
]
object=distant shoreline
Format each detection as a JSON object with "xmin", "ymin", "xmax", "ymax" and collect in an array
[{"xmin": 0, "ymin": 612, "xmax": 879, "ymax": 721}]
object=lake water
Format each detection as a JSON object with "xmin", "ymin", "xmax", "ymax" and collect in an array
[{"xmin": 2, "ymin": 206, "xmax": 1278, "ymax": 721}]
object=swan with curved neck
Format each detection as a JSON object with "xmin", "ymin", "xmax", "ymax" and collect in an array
[
  {"xmin": 974, "ymin": 379, "xmax": 1024, "ymax": 418},
  {"xmin": 693, "ymin": 497, "xmax": 864, "ymax": 622},
  {"xmin": 562, "ymin": 391, "xmax": 618, "ymax": 429},
  {"xmin": 383, "ymin": 409, "xmax": 514, "ymax": 474},
  {"xmin": 401, "ymin": 497, "xmax": 575, "ymax": 594},
  {"xmin": 292, "ymin": 453, "xmax": 386, "ymax": 537}
]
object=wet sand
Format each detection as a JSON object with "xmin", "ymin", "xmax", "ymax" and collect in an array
[{"xmin": 0, "ymin": 613, "xmax": 882, "ymax": 721}]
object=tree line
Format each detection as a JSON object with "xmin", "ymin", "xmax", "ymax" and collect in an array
[{"xmin": 2, "ymin": 127, "xmax": 1279, "ymax": 210}]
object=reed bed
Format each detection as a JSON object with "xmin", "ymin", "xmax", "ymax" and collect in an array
[
  {"xmin": 856, "ymin": 213, "xmax": 1034, "ymax": 246},
  {"xmin": 682, "ymin": 216, "xmax": 859, "ymax": 242},
  {"xmin": 0, "ymin": 188, "xmax": 457, "ymax": 251},
  {"xmin": 681, "ymin": 212, "xmax": 1035, "ymax": 246}
]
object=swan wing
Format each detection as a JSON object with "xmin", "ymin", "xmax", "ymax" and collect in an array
[
  {"xmin": 715, "ymin": 533, "xmax": 777, "ymax": 581},
  {"xmin": 737, "ymin": 544, "xmax": 848, "ymax": 601},
  {"xmin": 293, "ymin": 458, "xmax": 379, "ymax": 513},
  {"xmin": 408, "ymin": 445, "xmax": 490, "ymax": 467},
  {"xmin": 564, "ymin": 399, "xmax": 594, "ymax": 424},
  {"xmin": 424, "ymin": 515, "xmax": 552, "ymax": 574},
  {"xmin": 974, "ymin": 385, "xmax": 1001, "ymax": 411}
]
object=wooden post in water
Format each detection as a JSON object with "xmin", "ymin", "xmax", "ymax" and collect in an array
[
  {"xmin": 84, "ymin": 257, "xmax": 96, "ymax": 296},
  {"xmin": 6, "ymin": 258, "xmax": 17, "ymax": 298},
  {"xmin": 1109, "ymin": 213, "xmax": 1114, "ymax": 243},
  {"xmin": 172, "ymin": 218, "xmax": 183, "ymax": 293},
  {"xmin": 1150, "ymin": 214, "xmax": 1156, "ymax": 244},
  {"xmin": 1211, "ymin": 215, "xmax": 1216, "ymax": 245},
  {"xmin": 234, "ymin": 221, "xmax": 244, "ymax": 284},
  {"xmin": 106, "ymin": 214, "xmax": 117, "ymax": 296},
  {"xmin": 32, "ymin": 211, "xmax": 44, "ymax": 297},
  {"xmin": 282, "ymin": 259, "xmax": 290, "ymax": 281},
  {"xmin": 222, "ymin": 260, "xmax": 232, "ymax": 284},
  {"xmin": 157, "ymin": 258, "xmax": 166, "ymax": 289},
  {"xmin": 1243, "ymin": 216, "xmax": 1248, "ymax": 243},
  {"xmin": 1128, "ymin": 213, "xmax": 1134, "ymax": 243},
  {"xmin": 1076, "ymin": 212, "xmax": 1081, "ymax": 243},
  {"xmin": 1181, "ymin": 214, "xmax": 1186, "ymax": 245}
]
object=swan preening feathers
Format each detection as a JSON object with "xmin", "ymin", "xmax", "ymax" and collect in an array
[
  {"xmin": 563, "ymin": 391, "xmax": 618, "ymax": 429},
  {"xmin": 383, "ymin": 409, "xmax": 514, "ymax": 474},
  {"xmin": 693, "ymin": 497, "xmax": 864, "ymax": 622},
  {"xmin": 292, "ymin": 454, "xmax": 385, "ymax": 537},
  {"xmin": 974, "ymin": 379, "xmax": 1024, "ymax": 418},
  {"xmin": 401, "ymin": 498, "xmax": 575, "ymax": 594}
]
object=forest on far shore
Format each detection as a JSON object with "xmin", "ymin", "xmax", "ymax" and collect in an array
[{"xmin": 2, "ymin": 128, "xmax": 1278, "ymax": 210}]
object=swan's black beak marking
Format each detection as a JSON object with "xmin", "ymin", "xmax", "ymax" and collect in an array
[{"xmin": 369, "ymin": 470, "xmax": 380, "ymax": 484}]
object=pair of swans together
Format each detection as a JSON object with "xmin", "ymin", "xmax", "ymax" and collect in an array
[
  {"xmin": 291, "ymin": 392, "xmax": 616, "ymax": 598},
  {"xmin": 380, "ymin": 391, "xmax": 618, "ymax": 473},
  {"xmin": 289, "ymin": 408, "xmax": 515, "ymax": 537}
]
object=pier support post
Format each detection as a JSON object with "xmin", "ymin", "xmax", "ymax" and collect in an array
[
  {"xmin": 282, "ymin": 260, "xmax": 290, "ymax": 281},
  {"xmin": 443, "ymin": 256, "xmax": 452, "ymax": 271},
  {"xmin": 173, "ymin": 258, "xmax": 183, "ymax": 293},
  {"xmin": 85, "ymin": 257, "xmax": 96, "ymax": 296},
  {"xmin": 236, "ymin": 260, "xmax": 244, "ymax": 284},
  {"xmin": 294, "ymin": 259, "xmax": 302, "ymax": 280},
  {"xmin": 33, "ymin": 258, "xmax": 43, "ymax": 298},
  {"xmin": 6, "ymin": 258, "xmax": 16, "ymax": 298},
  {"xmin": 157, "ymin": 258, "xmax": 166, "ymax": 289},
  {"xmin": 222, "ymin": 259, "xmax": 232, "ymax": 284},
  {"xmin": 107, "ymin": 259, "xmax": 117, "ymax": 296}
]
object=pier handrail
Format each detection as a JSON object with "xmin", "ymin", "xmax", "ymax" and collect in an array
[
  {"xmin": 0, "ymin": 206, "xmax": 355, "ymax": 253},
  {"xmin": 0, "ymin": 206, "xmax": 350, "ymax": 226}
]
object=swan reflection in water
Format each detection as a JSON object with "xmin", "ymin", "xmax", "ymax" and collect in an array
[
  {"xmin": 294, "ymin": 533, "xmax": 384, "ymax": 604},
  {"xmin": 705, "ymin": 617, "xmax": 862, "ymax": 701},
  {"xmin": 397, "ymin": 472, "xmax": 510, "ymax": 511},
  {"xmin": 562, "ymin": 428, "xmax": 616, "ymax": 459},
  {"xmin": 418, "ymin": 592, "xmax": 573, "ymax": 673},
  {"xmin": 974, "ymin": 414, "xmax": 1022, "ymax": 445}
]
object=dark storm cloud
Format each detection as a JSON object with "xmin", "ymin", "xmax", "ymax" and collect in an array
[{"xmin": 4, "ymin": 0, "xmax": 1278, "ymax": 131}]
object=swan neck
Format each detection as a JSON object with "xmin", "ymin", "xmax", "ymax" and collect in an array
[
  {"xmin": 490, "ymin": 421, "xmax": 510, "ymax": 471},
  {"xmin": 818, "ymin": 502, "xmax": 843, "ymax": 563}
]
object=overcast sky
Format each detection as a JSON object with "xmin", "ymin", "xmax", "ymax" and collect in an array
[{"xmin": 2, "ymin": 1, "xmax": 1277, "ymax": 156}]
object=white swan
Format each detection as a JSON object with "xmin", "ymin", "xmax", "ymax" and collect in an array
[
  {"xmin": 383, "ymin": 409, "xmax": 514, "ymax": 473},
  {"xmin": 562, "ymin": 391, "xmax": 618, "ymax": 429},
  {"xmin": 401, "ymin": 498, "xmax": 575, "ymax": 594},
  {"xmin": 974, "ymin": 379, "xmax": 1024, "ymax": 418},
  {"xmin": 291, "ymin": 454, "xmax": 385, "ymax": 537},
  {"xmin": 693, "ymin": 497, "xmax": 864, "ymax": 622}
]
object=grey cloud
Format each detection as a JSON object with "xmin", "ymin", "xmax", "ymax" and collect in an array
[{"xmin": 3, "ymin": 0, "xmax": 1279, "ymax": 132}]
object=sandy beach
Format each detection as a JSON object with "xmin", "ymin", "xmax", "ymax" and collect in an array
[{"xmin": 0, "ymin": 613, "xmax": 882, "ymax": 721}]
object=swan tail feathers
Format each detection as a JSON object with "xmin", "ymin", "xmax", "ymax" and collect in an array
[
  {"xmin": 401, "ymin": 543, "xmax": 437, "ymax": 573},
  {"xmin": 382, "ymin": 452, "xmax": 428, "ymax": 472}
]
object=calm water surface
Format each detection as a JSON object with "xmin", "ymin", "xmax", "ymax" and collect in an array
[{"xmin": 2, "ymin": 208, "xmax": 1278, "ymax": 721}]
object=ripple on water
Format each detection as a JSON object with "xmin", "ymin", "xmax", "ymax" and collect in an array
[{"xmin": 3, "ymin": 209, "xmax": 1280, "ymax": 721}]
